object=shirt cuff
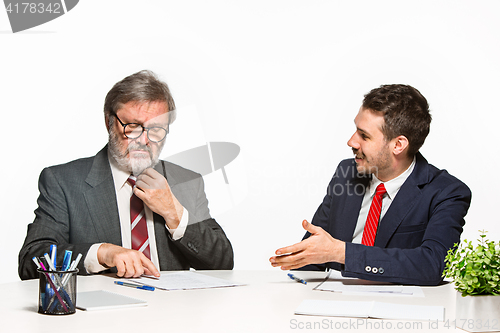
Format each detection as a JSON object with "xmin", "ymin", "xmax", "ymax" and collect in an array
[
  {"xmin": 84, "ymin": 243, "xmax": 109, "ymax": 274},
  {"xmin": 166, "ymin": 208, "xmax": 188, "ymax": 241}
]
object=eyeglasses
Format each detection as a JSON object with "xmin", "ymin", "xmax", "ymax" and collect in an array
[{"xmin": 111, "ymin": 112, "xmax": 169, "ymax": 143}]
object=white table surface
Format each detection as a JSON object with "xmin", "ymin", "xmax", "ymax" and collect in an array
[{"xmin": 1, "ymin": 270, "xmax": 465, "ymax": 333}]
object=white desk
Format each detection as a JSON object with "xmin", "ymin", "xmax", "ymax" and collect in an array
[{"xmin": 1, "ymin": 270, "xmax": 463, "ymax": 333}]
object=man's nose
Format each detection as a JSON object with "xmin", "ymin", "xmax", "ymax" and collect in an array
[
  {"xmin": 347, "ymin": 133, "xmax": 359, "ymax": 149},
  {"xmin": 136, "ymin": 129, "xmax": 150, "ymax": 145}
]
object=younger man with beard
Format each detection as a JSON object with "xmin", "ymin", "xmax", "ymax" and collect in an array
[
  {"xmin": 270, "ymin": 84, "xmax": 471, "ymax": 286},
  {"xmin": 19, "ymin": 70, "xmax": 233, "ymax": 280}
]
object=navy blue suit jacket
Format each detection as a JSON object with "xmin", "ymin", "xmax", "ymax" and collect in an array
[{"xmin": 299, "ymin": 153, "xmax": 471, "ymax": 286}]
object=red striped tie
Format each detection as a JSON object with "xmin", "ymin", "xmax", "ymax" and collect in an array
[
  {"xmin": 128, "ymin": 177, "xmax": 151, "ymax": 259},
  {"xmin": 361, "ymin": 183, "xmax": 387, "ymax": 246}
]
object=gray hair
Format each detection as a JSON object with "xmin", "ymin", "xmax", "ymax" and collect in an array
[{"xmin": 104, "ymin": 70, "xmax": 176, "ymax": 127}]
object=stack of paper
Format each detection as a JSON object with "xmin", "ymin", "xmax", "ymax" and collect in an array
[{"xmin": 295, "ymin": 300, "xmax": 444, "ymax": 321}]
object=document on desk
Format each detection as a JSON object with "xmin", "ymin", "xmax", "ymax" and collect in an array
[
  {"xmin": 314, "ymin": 281, "xmax": 425, "ymax": 297},
  {"xmin": 77, "ymin": 290, "xmax": 147, "ymax": 311},
  {"xmin": 125, "ymin": 271, "xmax": 243, "ymax": 291},
  {"xmin": 295, "ymin": 300, "xmax": 444, "ymax": 321}
]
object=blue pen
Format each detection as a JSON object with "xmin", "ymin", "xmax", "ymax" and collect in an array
[
  {"xmin": 114, "ymin": 281, "xmax": 155, "ymax": 291},
  {"xmin": 61, "ymin": 250, "xmax": 72, "ymax": 271},
  {"xmin": 50, "ymin": 244, "xmax": 57, "ymax": 268},
  {"xmin": 288, "ymin": 273, "xmax": 307, "ymax": 285}
]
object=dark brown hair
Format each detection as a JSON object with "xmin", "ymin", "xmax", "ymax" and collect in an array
[{"xmin": 363, "ymin": 84, "xmax": 431, "ymax": 157}]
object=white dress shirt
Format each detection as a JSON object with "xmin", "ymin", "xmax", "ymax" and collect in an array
[
  {"xmin": 84, "ymin": 153, "xmax": 189, "ymax": 273},
  {"xmin": 351, "ymin": 157, "xmax": 416, "ymax": 244}
]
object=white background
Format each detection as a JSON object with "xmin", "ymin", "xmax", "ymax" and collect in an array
[{"xmin": 1, "ymin": 1, "xmax": 499, "ymax": 284}]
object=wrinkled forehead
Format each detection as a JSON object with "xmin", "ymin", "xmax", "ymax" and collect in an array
[{"xmin": 116, "ymin": 100, "xmax": 171, "ymax": 125}]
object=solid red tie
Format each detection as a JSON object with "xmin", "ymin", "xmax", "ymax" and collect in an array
[
  {"xmin": 361, "ymin": 183, "xmax": 387, "ymax": 246},
  {"xmin": 128, "ymin": 177, "xmax": 151, "ymax": 259}
]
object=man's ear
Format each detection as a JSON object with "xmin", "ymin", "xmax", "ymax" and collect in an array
[{"xmin": 392, "ymin": 135, "xmax": 409, "ymax": 156}]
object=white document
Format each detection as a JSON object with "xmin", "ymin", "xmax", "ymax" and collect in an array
[
  {"xmin": 313, "ymin": 269, "xmax": 424, "ymax": 297},
  {"xmin": 125, "ymin": 271, "xmax": 243, "ymax": 291},
  {"xmin": 76, "ymin": 290, "xmax": 147, "ymax": 311},
  {"xmin": 295, "ymin": 300, "xmax": 444, "ymax": 321},
  {"xmin": 315, "ymin": 281, "xmax": 425, "ymax": 297}
]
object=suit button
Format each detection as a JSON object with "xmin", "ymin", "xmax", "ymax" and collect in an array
[
  {"xmin": 372, "ymin": 267, "xmax": 378, "ymax": 274},
  {"xmin": 379, "ymin": 267, "xmax": 384, "ymax": 274},
  {"xmin": 365, "ymin": 266, "xmax": 371, "ymax": 272}
]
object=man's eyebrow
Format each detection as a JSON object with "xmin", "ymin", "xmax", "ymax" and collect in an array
[
  {"xmin": 144, "ymin": 118, "xmax": 169, "ymax": 127},
  {"xmin": 119, "ymin": 117, "xmax": 167, "ymax": 128},
  {"xmin": 356, "ymin": 127, "xmax": 371, "ymax": 137},
  {"xmin": 144, "ymin": 120, "xmax": 164, "ymax": 127}
]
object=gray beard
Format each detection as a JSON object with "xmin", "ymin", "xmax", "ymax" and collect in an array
[{"xmin": 108, "ymin": 130, "xmax": 164, "ymax": 176}]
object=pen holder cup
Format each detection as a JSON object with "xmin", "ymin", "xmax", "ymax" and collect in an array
[{"xmin": 37, "ymin": 268, "xmax": 78, "ymax": 315}]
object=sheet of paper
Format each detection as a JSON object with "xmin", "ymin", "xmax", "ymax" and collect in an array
[
  {"xmin": 125, "ymin": 271, "xmax": 243, "ymax": 290},
  {"xmin": 295, "ymin": 300, "xmax": 444, "ymax": 321},
  {"xmin": 315, "ymin": 280, "xmax": 425, "ymax": 297},
  {"xmin": 76, "ymin": 290, "xmax": 147, "ymax": 311}
]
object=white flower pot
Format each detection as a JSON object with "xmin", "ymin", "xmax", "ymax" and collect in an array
[{"xmin": 455, "ymin": 292, "xmax": 500, "ymax": 332}]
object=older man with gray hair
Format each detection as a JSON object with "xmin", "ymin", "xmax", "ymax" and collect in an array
[{"xmin": 19, "ymin": 70, "xmax": 234, "ymax": 280}]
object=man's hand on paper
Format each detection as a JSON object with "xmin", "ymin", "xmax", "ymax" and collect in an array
[
  {"xmin": 269, "ymin": 220, "xmax": 346, "ymax": 270},
  {"xmin": 97, "ymin": 243, "xmax": 161, "ymax": 278},
  {"xmin": 133, "ymin": 168, "xmax": 184, "ymax": 230}
]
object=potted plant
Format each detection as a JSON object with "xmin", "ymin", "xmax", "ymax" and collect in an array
[{"xmin": 443, "ymin": 231, "xmax": 500, "ymax": 332}]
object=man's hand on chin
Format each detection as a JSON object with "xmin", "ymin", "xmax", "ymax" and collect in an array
[{"xmin": 269, "ymin": 220, "xmax": 346, "ymax": 270}]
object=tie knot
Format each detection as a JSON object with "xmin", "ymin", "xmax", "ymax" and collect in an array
[
  {"xmin": 128, "ymin": 176, "xmax": 136, "ymax": 187},
  {"xmin": 375, "ymin": 183, "xmax": 387, "ymax": 197}
]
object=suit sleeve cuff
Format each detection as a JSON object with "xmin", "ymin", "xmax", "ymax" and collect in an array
[
  {"xmin": 84, "ymin": 243, "xmax": 108, "ymax": 274},
  {"xmin": 166, "ymin": 208, "xmax": 188, "ymax": 241}
]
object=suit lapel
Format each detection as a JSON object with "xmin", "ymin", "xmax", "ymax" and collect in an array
[
  {"xmin": 374, "ymin": 153, "xmax": 429, "ymax": 247},
  {"xmin": 83, "ymin": 145, "xmax": 122, "ymax": 245}
]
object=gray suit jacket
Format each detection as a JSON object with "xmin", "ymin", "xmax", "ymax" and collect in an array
[{"xmin": 19, "ymin": 146, "xmax": 234, "ymax": 280}]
